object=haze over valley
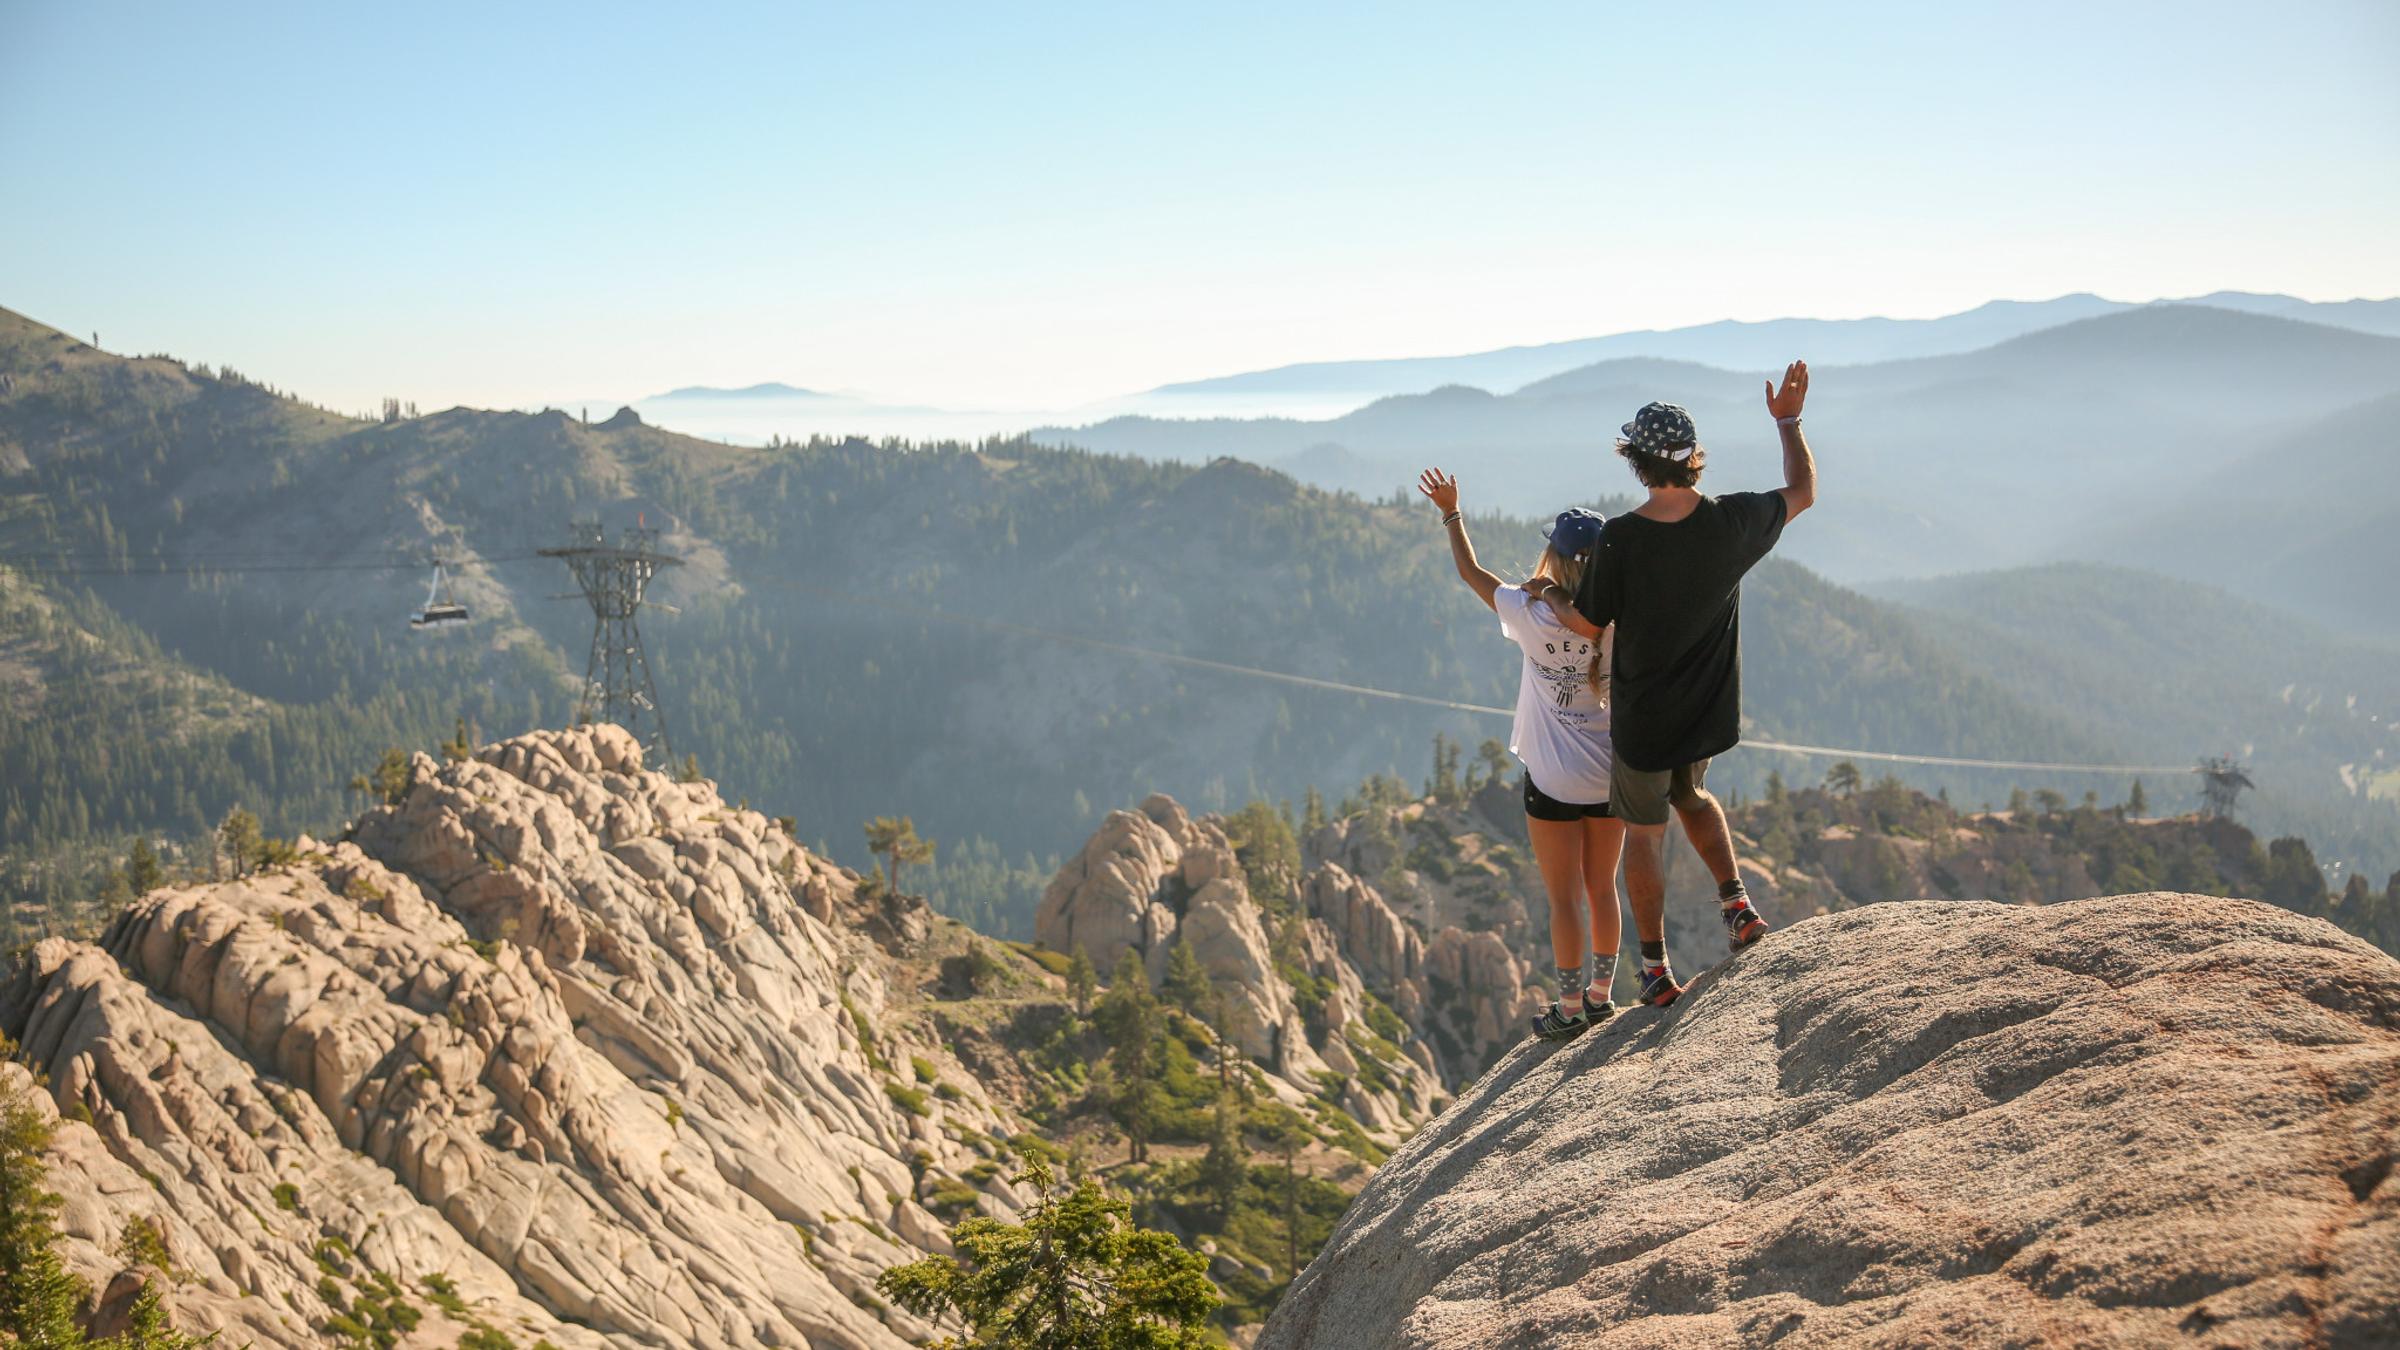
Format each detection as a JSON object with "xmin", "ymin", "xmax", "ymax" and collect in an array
[{"xmin": 6, "ymin": 291, "xmax": 2399, "ymax": 941}]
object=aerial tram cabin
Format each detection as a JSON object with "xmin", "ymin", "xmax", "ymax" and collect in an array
[{"xmin": 411, "ymin": 560, "xmax": 469, "ymax": 629}]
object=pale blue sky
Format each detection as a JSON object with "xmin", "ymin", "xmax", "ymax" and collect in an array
[{"xmin": 4, "ymin": 1, "xmax": 2396, "ymax": 412}]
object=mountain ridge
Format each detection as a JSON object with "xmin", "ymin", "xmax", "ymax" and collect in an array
[
  {"xmin": 653, "ymin": 381, "xmax": 829, "ymax": 401},
  {"xmin": 1141, "ymin": 291, "xmax": 2400, "ymax": 402}
]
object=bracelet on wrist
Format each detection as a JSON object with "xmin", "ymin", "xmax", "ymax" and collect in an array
[
  {"xmin": 1775, "ymin": 415, "xmax": 1801, "ymax": 428},
  {"xmin": 1440, "ymin": 510, "xmax": 1463, "ymax": 526}
]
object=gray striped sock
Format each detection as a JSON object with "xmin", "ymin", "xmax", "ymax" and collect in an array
[{"xmin": 1585, "ymin": 951, "xmax": 1615, "ymax": 998}]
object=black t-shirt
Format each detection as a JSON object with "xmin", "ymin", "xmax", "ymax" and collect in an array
[{"xmin": 1573, "ymin": 491, "xmax": 1787, "ymax": 773}]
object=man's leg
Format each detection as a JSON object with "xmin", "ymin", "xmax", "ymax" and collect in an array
[
  {"xmin": 1613, "ymin": 759, "xmax": 1687, "ymax": 1006},
  {"xmin": 1669, "ymin": 760, "xmax": 1769, "ymax": 951},
  {"xmin": 1671, "ymin": 787, "xmax": 1739, "ymax": 887},
  {"xmin": 1622, "ymin": 822, "xmax": 1667, "ymax": 945}
]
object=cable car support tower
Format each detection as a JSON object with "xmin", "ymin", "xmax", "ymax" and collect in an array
[{"xmin": 541, "ymin": 522, "xmax": 682, "ymax": 761}]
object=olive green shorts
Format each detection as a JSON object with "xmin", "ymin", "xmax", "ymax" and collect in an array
[{"xmin": 1609, "ymin": 756, "xmax": 1711, "ymax": 827}]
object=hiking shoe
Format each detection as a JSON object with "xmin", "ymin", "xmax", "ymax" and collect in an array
[
  {"xmin": 1530, "ymin": 1000, "xmax": 1590, "ymax": 1042},
  {"xmin": 1635, "ymin": 967, "xmax": 1684, "ymax": 1008},
  {"xmin": 1582, "ymin": 985, "xmax": 1618, "ymax": 1024},
  {"xmin": 1722, "ymin": 901, "xmax": 1769, "ymax": 952}
]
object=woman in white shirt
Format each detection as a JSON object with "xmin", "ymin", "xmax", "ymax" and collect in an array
[{"xmin": 1418, "ymin": 468, "xmax": 1623, "ymax": 1043}]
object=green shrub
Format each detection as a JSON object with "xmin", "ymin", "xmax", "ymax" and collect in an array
[
  {"xmin": 839, "ymin": 990, "xmax": 887, "ymax": 1072},
  {"xmin": 922, "ymin": 1178, "xmax": 981, "ymax": 1219},
  {"xmin": 910, "ymin": 1055, "xmax": 938, "ymax": 1084},
  {"xmin": 884, "ymin": 1082, "xmax": 930, "ymax": 1118},
  {"xmin": 118, "ymin": 1215, "xmax": 174, "ymax": 1274},
  {"xmin": 1012, "ymin": 942, "xmax": 1074, "ymax": 977},
  {"xmin": 1008, "ymin": 1132, "xmax": 1064, "ymax": 1165},
  {"xmin": 418, "ymin": 1272, "xmax": 468, "ymax": 1316}
]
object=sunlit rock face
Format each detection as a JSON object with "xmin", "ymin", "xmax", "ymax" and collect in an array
[
  {"xmin": 1, "ymin": 726, "xmax": 1028, "ymax": 1349},
  {"xmin": 1261, "ymin": 895, "xmax": 2400, "ymax": 1350}
]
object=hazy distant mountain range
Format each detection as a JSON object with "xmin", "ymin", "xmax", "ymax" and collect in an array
[
  {"xmin": 653, "ymin": 380, "xmax": 830, "ymax": 400},
  {"xmin": 1139, "ymin": 290, "xmax": 2400, "ymax": 400},
  {"xmin": 628, "ymin": 291, "xmax": 2400, "ymax": 435},
  {"xmin": 1027, "ymin": 305, "xmax": 2400, "ymax": 629}
]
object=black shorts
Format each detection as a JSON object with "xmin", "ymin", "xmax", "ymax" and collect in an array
[{"xmin": 1522, "ymin": 774, "xmax": 1613, "ymax": 823}]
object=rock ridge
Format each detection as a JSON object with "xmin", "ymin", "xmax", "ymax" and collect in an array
[
  {"xmin": 0, "ymin": 726, "xmax": 1022, "ymax": 1349},
  {"xmin": 1258, "ymin": 894, "xmax": 2400, "ymax": 1349}
]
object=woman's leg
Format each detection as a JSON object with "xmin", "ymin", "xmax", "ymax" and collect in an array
[
  {"xmin": 1580, "ymin": 815, "xmax": 1625, "ymax": 1002},
  {"xmin": 1527, "ymin": 813, "xmax": 1589, "ymax": 1012}
]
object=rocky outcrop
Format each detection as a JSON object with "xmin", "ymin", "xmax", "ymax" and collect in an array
[
  {"xmin": 1304, "ymin": 863, "xmax": 1423, "ymax": 996},
  {"xmin": 1177, "ymin": 878, "xmax": 1311, "ymax": 1074},
  {"xmin": 1413, "ymin": 927, "xmax": 1536, "ymax": 1083},
  {"xmin": 1261, "ymin": 895, "xmax": 2400, "ymax": 1349},
  {"xmin": 1038, "ymin": 794, "xmax": 1449, "ymax": 1136},
  {"xmin": 1035, "ymin": 794, "xmax": 1190, "ymax": 980},
  {"xmin": 0, "ymin": 727, "xmax": 1024, "ymax": 1349}
]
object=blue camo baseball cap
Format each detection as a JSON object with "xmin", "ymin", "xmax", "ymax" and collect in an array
[
  {"xmin": 1543, "ymin": 507, "xmax": 1606, "ymax": 560},
  {"xmin": 1618, "ymin": 401, "xmax": 1699, "ymax": 462}
]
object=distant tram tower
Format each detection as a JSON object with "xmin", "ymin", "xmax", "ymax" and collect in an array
[
  {"xmin": 541, "ymin": 521, "xmax": 683, "ymax": 760},
  {"xmin": 2195, "ymin": 755, "xmax": 2254, "ymax": 819}
]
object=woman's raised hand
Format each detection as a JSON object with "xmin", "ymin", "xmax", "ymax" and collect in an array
[{"xmin": 1417, "ymin": 468, "xmax": 1461, "ymax": 515}]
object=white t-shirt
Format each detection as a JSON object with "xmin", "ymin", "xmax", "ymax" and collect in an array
[{"xmin": 1494, "ymin": 585, "xmax": 1613, "ymax": 805}]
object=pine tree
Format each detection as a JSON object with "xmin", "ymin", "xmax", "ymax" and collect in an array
[
  {"xmin": 0, "ymin": 1084, "xmax": 94, "ymax": 1347},
  {"xmin": 124, "ymin": 837, "xmax": 163, "ymax": 895},
  {"xmin": 1246, "ymin": 1102, "xmax": 1312, "ymax": 1277},
  {"xmin": 2259, "ymin": 837, "xmax": 2329, "ymax": 911},
  {"xmin": 1301, "ymin": 786, "xmax": 1326, "ymax": 836},
  {"xmin": 364, "ymin": 748, "xmax": 413, "ymax": 806},
  {"xmin": 1095, "ymin": 951, "xmax": 1161, "ymax": 1163},
  {"xmin": 1160, "ymin": 941, "xmax": 1212, "ymax": 1015},
  {"xmin": 2126, "ymin": 778, "xmax": 2149, "ymax": 817},
  {"xmin": 216, "ymin": 807, "xmax": 262, "ymax": 880},
  {"xmin": 1427, "ymin": 733, "xmax": 1461, "ymax": 804},
  {"xmin": 1824, "ymin": 761, "xmax": 1863, "ymax": 795},
  {"xmin": 1197, "ymin": 1099, "xmax": 1246, "ymax": 1230},
  {"xmin": 115, "ymin": 1280, "xmax": 207, "ymax": 1350},
  {"xmin": 1066, "ymin": 946, "xmax": 1097, "ymax": 1018},
  {"xmin": 1195, "ymin": 994, "xmax": 1248, "ymax": 1226},
  {"xmin": 876, "ymin": 1159, "xmax": 1217, "ymax": 1348},
  {"xmin": 865, "ymin": 816, "xmax": 936, "ymax": 896}
]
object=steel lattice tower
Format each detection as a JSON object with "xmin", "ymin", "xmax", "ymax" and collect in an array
[
  {"xmin": 541, "ymin": 522, "xmax": 683, "ymax": 760},
  {"xmin": 2195, "ymin": 755, "xmax": 2254, "ymax": 819}
]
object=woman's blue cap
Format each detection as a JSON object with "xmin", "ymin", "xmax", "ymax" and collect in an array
[{"xmin": 1544, "ymin": 508, "xmax": 1607, "ymax": 560}]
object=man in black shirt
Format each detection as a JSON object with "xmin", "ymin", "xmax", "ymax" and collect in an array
[{"xmin": 1562, "ymin": 362, "xmax": 1816, "ymax": 1008}]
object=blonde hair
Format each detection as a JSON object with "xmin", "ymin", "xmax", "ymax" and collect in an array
[{"xmin": 1530, "ymin": 546, "xmax": 1607, "ymax": 698}]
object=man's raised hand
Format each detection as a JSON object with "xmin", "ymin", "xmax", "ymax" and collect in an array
[
  {"xmin": 1417, "ymin": 468, "xmax": 1461, "ymax": 515},
  {"xmin": 1765, "ymin": 360, "xmax": 1809, "ymax": 421}
]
